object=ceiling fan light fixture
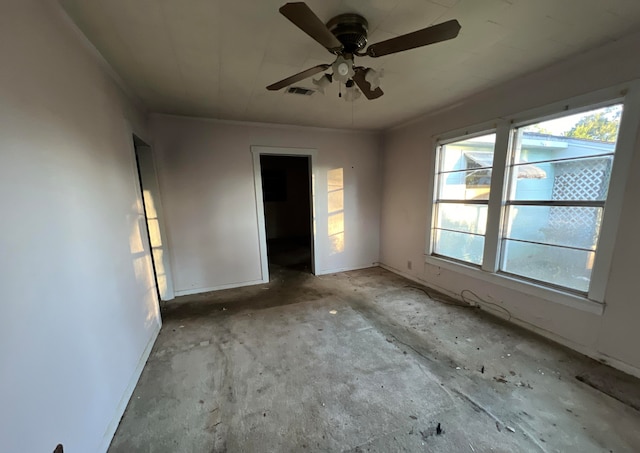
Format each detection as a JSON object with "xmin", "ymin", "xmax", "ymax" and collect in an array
[
  {"xmin": 364, "ymin": 68, "xmax": 384, "ymax": 90},
  {"xmin": 344, "ymin": 85, "xmax": 361, "ymax": 102},
  {"xmin": 332, "ymin": 55, "xmax": 354, "ymax": 83},
  {"xmin": 312, "ymin": 74, "xmax": 332, "ymax": 94}
]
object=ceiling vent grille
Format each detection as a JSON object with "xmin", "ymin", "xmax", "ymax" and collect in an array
[{"xmin": 286, "ymin": 86, "xmax": 315, "ymax": 96}]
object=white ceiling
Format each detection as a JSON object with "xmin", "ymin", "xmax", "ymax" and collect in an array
[{"xmin": 60, "ymin": 0, "xmax": 640, "ymax": 130}]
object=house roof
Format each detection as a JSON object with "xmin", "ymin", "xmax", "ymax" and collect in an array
[{"xmin": 465, "ymin": 151, "xmax": 546, "ymax": 179}]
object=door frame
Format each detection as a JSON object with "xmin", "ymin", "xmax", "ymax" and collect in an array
[{"xmin": 251, "ymin": 146, "xmax": 318, "ymax": 281}]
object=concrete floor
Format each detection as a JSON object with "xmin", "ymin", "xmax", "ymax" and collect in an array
[{"xmin": 109, "ymin": 266, "xmax": 640, "ymax": 452}]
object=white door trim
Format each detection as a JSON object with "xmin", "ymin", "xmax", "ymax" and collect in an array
[{"xmin": 251, "ymin": 146, "xmax": 318, "ymax": 282}]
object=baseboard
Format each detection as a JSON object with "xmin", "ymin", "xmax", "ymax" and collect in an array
[
  {"xmin": 315, "ymin": 263, "xmax": 379, "ymax": 276},
  {"xmin": 378, "ymin": 263, "xmax": 640, "ymax": 380},
  {"xmin": 505, "ymin": 315, "xmax": 640, "ymax": 380},
  {"xmin": 174, "ymin": 278, "xmax": 268, "ymax": 297},
  {"xmin": 378, "ymin": 263, "xmax": 461, "ymax": 299},
  {"xmin": 98, "ymin": 320, "xmax": 161, "ymax": 452},
  {"xmin": 175, "ymin": 266, "xmax": 380, "ymax": 294}
]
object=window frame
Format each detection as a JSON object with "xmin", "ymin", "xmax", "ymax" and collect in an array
[
  {"xmin": 498, "ymin": 117, "xmax": 618, "ymax": 294},
  {"xmin": 431, "ymin": 130, "xmax": 497, "ymax": 267},
  {"xmin": 425, "ymin": 81, "xmax": 640, "ymax": 313}
]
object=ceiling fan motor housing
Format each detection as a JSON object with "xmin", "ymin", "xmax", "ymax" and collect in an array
[{"xmin": 326, "ymin": 14, "xmax": 369, "ymax": 53}]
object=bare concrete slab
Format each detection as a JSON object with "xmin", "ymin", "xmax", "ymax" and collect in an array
[
  {"xmin": 109, "ymin": 266, "xmax": 640, "ymax": 453},
  {"xmin": 576, "ymin": 364, "xmax": 640, "ymax": 412}
]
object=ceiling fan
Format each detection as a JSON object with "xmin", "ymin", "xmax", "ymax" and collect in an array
[{"xmin": 267, "ymin": 2, "xmax": 461, "ymax": 100}]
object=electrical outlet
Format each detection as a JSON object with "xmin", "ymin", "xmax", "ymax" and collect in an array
[{"xmin": 407, "ymin": 260, "xmax": 412, "ymax": 270}]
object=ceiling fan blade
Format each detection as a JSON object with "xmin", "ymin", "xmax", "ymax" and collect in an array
[
  {"xmin": 353, "ymin": 68, "xmax": 383, "ymax": 100},
  {"xmin": 279, "ymin": 2, "xmax": 344, "ymax": 52},
  {"xmin": 366, "ymin": 19, "xmax": 461, "ymax": 58},
  {"xmin": 267, "ymin": 64, "xmax": 331, "ymax": 91}
]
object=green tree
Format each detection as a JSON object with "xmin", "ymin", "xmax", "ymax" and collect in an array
[
  {"xmin": 525, "ymin": 124, "xmax": 553, "ymax": 135},
  {"xmin": 564, "ymin": 108, "xmax": 621, "ymax": 142}
]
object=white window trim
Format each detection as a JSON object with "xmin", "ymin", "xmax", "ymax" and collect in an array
[
  {"xmin": 425, "ymin": 80, "xmax": 640, "ymax": 313},
  {"xmin": 427, "ymin": 123, "xmax": 500, "ymax": 257},
  {"xmin": 424, "ymin": 254, "xmax": 605, "ymax": 315},
  {"xmin": 482, "ymin": 121, "xmax": 511, "ymax": 273}
]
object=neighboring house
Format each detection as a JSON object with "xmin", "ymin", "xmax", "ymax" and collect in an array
[{"xmin": 437, "ymin": 132, "xmax": 615, "ymax": 290}]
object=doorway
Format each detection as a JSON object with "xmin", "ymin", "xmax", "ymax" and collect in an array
[
  {"xmin": 252, "ymin": 147, "xmax": 317, "ymax": 280},
  {"xmin": 260, "ymin": 155, "xmax": 313, "ymax": 273}
]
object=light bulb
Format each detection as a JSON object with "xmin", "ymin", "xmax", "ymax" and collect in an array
[{"xmin": 331, "ymin": 56, "xmax": 354, "ymax": 83}]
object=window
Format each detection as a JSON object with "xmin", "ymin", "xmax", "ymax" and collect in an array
[
  {"xmin": 501, "ymin": 105, "xmax": 621, "ymax": 292},
  {"xmin": 430, "ymin": 103, "xmax": 624, "ymax": 297},
  {"xmin": 432, "ymin": 133, "xmax": 496, "ymax": 265}
]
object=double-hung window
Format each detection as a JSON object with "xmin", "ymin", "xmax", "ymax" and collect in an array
[
  {"xmin": 430, "ymin": 101, "xmax": 625, "ymax": 299},
  {"xmin": 500, "ymin": 106, "xmax": 621, "ymax": 292},
  {"xmin": 432, "ymin": 133, "xmax": 496, "ymax": 265}
]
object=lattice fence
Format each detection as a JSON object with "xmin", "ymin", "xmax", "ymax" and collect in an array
[
  {"xmin": 548, "ymin": 158, "xmax": 610, "ymax": 247},
  {"xmin": 552, "ymin": 158, "xmax": 611, "ymax": 201}
]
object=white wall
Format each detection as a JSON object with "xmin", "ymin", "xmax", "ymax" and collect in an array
[
  {"xmin": 150, "ymin": 115, "xmax": 382, "ymax": 295},
  {"xmin": 0, "ymin": 1, "xmax": 160, "ymax": 452},
  {"xmin": 380, "ymin": 31, "xmax": 640, "ymax": 376}
]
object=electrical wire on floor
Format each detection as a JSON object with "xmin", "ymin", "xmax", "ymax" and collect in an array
[
  {"xmin": 402, "ymin": 285, "xmax": 513, "ymax": 321},
  {"xmin": 403, "ymin": 285, "xmax": 472, "ymax": 308},
  {"xmin": 460, "ymin": 289, "xmax": 512, "ymax": 321}
]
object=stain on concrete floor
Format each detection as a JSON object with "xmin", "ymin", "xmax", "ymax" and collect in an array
[{"xmin": 109, "ymin": 266, "xmax": 640, "ymax": 453}]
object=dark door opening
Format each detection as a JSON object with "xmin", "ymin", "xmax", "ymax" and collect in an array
[{"xmin": 260, "ymin": 155, "xmax": 313, "ymax": 273}]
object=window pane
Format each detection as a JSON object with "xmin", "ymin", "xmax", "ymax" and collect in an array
[
  {"xmin": 498, "ymin": 104, "xmax": 622, "ymax": 293},
  {"xmin": 434, "ymin": 229, "xmax": 484, "ymax": 265},
  {"xmin": 436, "ymin": 203, "xmax": 488, "ymax": 235},
  {"xmin": 508, "ymin": 156, "xmax": 613, "ymax": 202},
  {"xmin": 501, "ymin": 240, "xmax": 594, "ymax": 292},
  {"xmin": 433, "ymin": 133, "xmax": 494, "ymax": 267},
  {"xmin": 515, "ymin": 104, "xmax": 622, "ymax": 165},
  {"xmin": 437, "ymin": 170, "xmax": 492, "ymax": 200},
  {"xmin": 439, "ymin": 134, "xmax": 496, "ymax": 172},
  {"xmin": 504, "ymin": 206, "xmax": 602, "ymax": 250}
]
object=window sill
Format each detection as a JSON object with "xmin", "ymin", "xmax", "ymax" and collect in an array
[{"xmin": 424, "ymin": 254, "xmax": 605, "ymax": 316}]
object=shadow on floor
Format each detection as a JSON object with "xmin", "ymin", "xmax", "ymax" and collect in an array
[{"xmin": 267, "ymin": 236, "xmax": 311, "ymax": 273}]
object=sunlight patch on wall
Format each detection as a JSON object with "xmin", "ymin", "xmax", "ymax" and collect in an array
[
  {"xmin": 328, "ymin": 168, "xmax": 344, "ymax": 255},
  {"xmin": 147, "ymin": 218, "xmax": 162, "ymax": 248},
  {"xmin": 152, "ymin": 248, "xmax": 168, "ymax": 297},
  {"xmin": 132, "ymin": 255, "xmax": 159, "ymax": 328},
  {"xmin": 129, "ymin": 217, "xmax": 145, "ymax": 254},
  {"xmin": 143, "ymin": 190, "xmax": 167, "ymax": 297},
  {"xmin": 143, "ymin": 190, "xmax": 157, "ymax": 217}
]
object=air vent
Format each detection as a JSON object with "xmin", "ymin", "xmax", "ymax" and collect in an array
[{"xmin": 286, "ymin": 86, "xmax": 315, "ymax": 96}]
